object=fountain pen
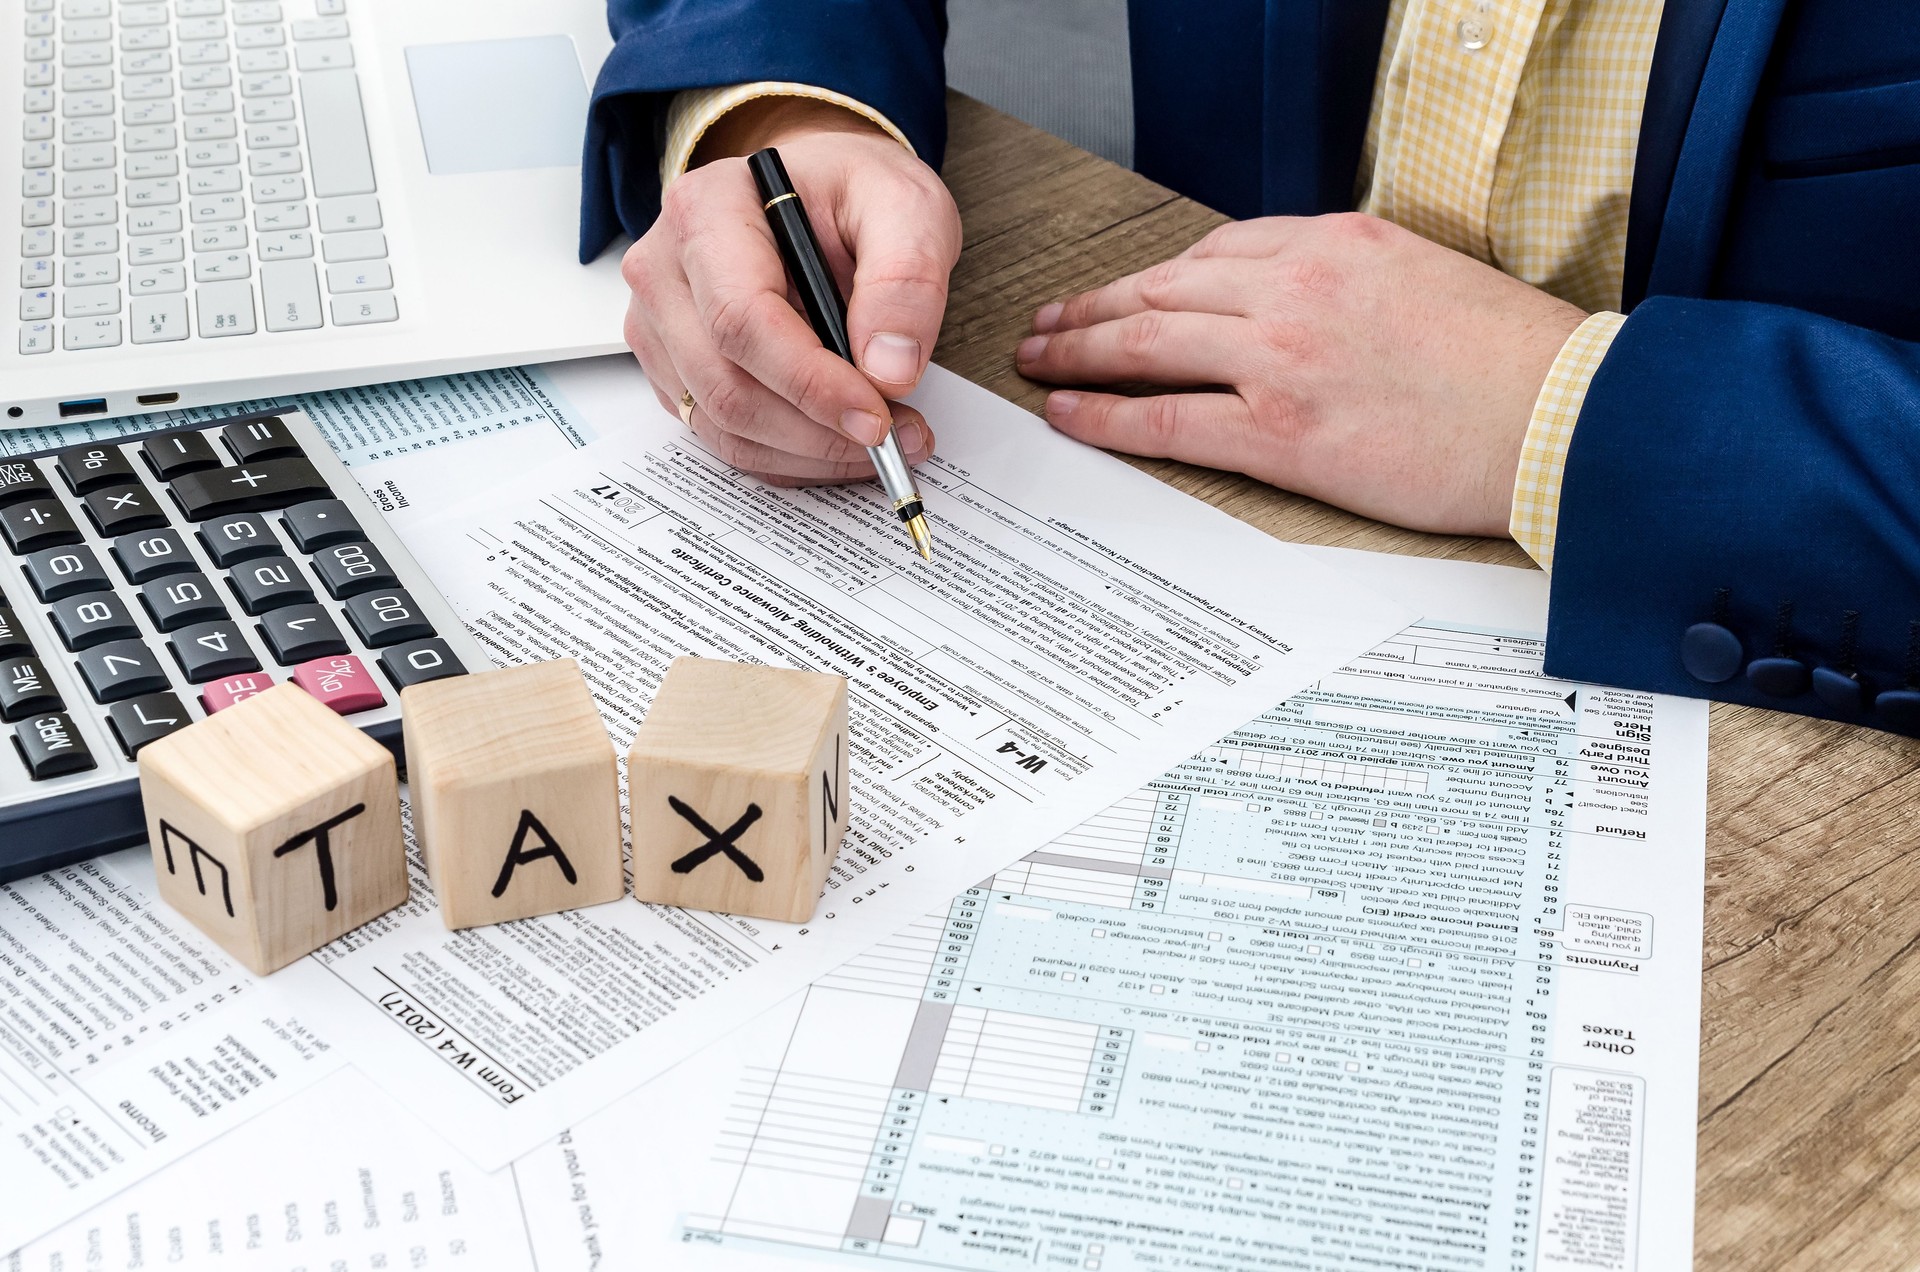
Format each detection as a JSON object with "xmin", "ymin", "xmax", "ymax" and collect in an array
[{"xmin": 748, "ymin": 147, "xmax": 934, "ymax": 562}]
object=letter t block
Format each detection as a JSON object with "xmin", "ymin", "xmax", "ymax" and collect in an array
[
  {"xmin": 401, "ymin": 659, "xmax": 624, "ymax": 929},
  {"xmin": 137, "ymin": 683, "xmax": 408, "ymax": 975},
  {"xmin": 628, "ymin": 657, "xmax": 850, "ymax": 923}
]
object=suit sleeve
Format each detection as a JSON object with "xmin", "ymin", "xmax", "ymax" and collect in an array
[
  {"xmin": 1544, "ymin": 296, "xmax": 1920, "ymax": 737},
  {"xmin": 580, "ymin": 0, "xmax": 949, "ymax": 262}
]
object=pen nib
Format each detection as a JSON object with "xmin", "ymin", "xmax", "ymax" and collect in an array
[{"xmin": 907, "ymin": 514, "xmax": 933, "ymax": 562}]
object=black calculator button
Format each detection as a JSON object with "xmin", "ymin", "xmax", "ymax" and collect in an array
[
  {"xmin": 107, "ymin": 692, "xmax": 191, "ymax": 759},
  {"xmin": 49, "ymin": 592, "xmax": 140, "ymax": 650},
  {"xmin": 260, "ymin": 603, "xmax": 349, "ymax": 663},
  {"xmin": 12, "ymin": 713, "xmax": 95, "ymax": 779},
  {"xmin": 0, "ymin": 608, "xmax": 31, "ymax": 657},
  {"xmin": 198, "ymin": 512, "xmax": 279, "ymax": 567},
  {"xmin": 1, "ymin": 659, "xmax": 63, "ymax": 722},
  {"xmin": 227, "ymin": 554, "xmax": 315, "ymax": 615},
  {"xmin": 281, "ymin": 499, "xmax": 362, "ymax": 552},
  {"xmin": 0, "ymin": 459, "xmax": 55, "ymax": 507},
  {"xmin": 221, "ymin": 416, "xmax": 303, "ymax": 463},
  {"xmin": 53, "ymin": 444, "xmax": 138, "ymax": 495},
  {"xmin": 345, "ymin": 590, "xmax": 434, "ymax": 648},
  {"xmin": 310, "ymin": 540, "xmax": 396, "ymax": 600},
  {"xmin": 140, "ymin": 573, "xmax": 227, "ymax": 632},
  {"xmin": 378, "ymin": 638, "xmax": 466, "ymax": 690},
  {"xmin": 169, "ymin": 620, "xmax": 260, "ymax": 683},
  {"xmin": 23, "ymin": 545, "xmax": 110, "ymax": 602},
  {"xmin": 82, "ymin": 482, "xmax": 169, "ymax": 537},
  {"xmin": 1, "ymin": 499, "xmax": 83, "ymax": 554},
  {"xmin": 140, "ymin": 431, "xmax": 221, "ymax": 481},
  {"xmin": 76, "ymin": 639, "xmax": 170, "ymax": 703},
  {"xmin": 111, "ymin": 529, "xmax": 196, "ymax": 584},
  {"xmin": 169, "ymin": 457, "xmax": 329, "ymax": 521}
]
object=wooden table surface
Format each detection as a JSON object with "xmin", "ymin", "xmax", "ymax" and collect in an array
[{"xmin": 932, "ymin": 92, "xmax": 1920, "ymax": 1271}]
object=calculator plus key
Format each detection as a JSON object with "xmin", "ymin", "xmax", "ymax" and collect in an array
[
  {"xmin": 1, "ymin": 659, "xmax": 63, "ymax": 722},
  {"xmin": 378, "ymin": 637, "xmax": 465, "ymax": 690},
  {"xmin": 227, "ymin": 553, "xmax": 315, "ymax": 614},
  {"xmin": 198, "ymin": 512, "xmax": 280, "ymax": 566},
  {"xmin": 107, "ymin": 692, "xmax": 191, "ymax": 758},
  {"xmin": 82, "ymin": 482, "xmax": 170, "ymax": 537},
  {"xmin": 49, "ymin": 592, "xmax": 140, "ymax": 650},
  {"xmin": 260, "ymin": 602, "xmax": 348, "ymax": 662},
  {"xmin": 77, "ymin": 640, "xmax": 171, "ymax": 703},
  {"xmin": 311, "ymin": 540, "xmax": 395, "ymax": 599},
  {"xmin": 169, "ymin": 620, "xmax": 261, "ymax": 682},
  {"xmin": 53, "ymin": 443, "xmax": 138, "ymax": 494},
  {"xmin": 140, "ymin": 572, "xmax": 228, "ymax": 631},
  {"xmin": 0, "ymin": 461, "xmax": 55, "ymax": 507},
  {"xmin": 141, "ymin": 431, "xmax": 222, "ymax": 480},
  {"xmin": 344, "ymin": 589, "xmax": 433, "ymax": 648},
  {"xmin": 12, "ymin": 713, "xmax": 96, "ymax": 779},
  {"xmin": 281, "ymin": 499, "xmax": 361, "ymax": 551},
  {"xmin": 111, "ymin": 529, "xmax": 197, "ymax": 584},
  {"xmin": 23, "ymin": 545, "xmax": 110, "ymax": 601},
  {"xmin": 221, "ymin": 416, "xmax": 303, "ymax": 463},
  {"xmin": 1, "ymin": 499, "xmax": 82, "ymax": 554},
  {"xmin": 170, "ymin": 457, "xmax": 329, "ymax": 520}
]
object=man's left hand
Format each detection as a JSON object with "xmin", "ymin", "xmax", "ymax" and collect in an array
[{"xmin": 1015, "ymin": 213, "xmax": 1586, "ymax": 537}]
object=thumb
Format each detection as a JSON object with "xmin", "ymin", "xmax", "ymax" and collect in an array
[{"xmin": 843, "ymin": 175, "xmax": 959, "ymax": 395}]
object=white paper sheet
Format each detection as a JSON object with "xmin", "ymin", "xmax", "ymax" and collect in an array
[{"xmin": 278, "ymin": 358, "xmax": 1410, "ymax": 1170}]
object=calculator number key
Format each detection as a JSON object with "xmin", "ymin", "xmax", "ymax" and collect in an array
[
  {"xmin": 111, "ymin": 529, "xmax": 198, "ymax": 584},
  {"xmin": 198, "ymin": 512, "xmax": 280, "ymax": 566},
  {"xmin": 13, "ymin": 713, "xmax": 95, "ymax": 779},
  {"xmin": 377, "ymin": 638, "xmax": 465, "ymax": 690},
  {"xmin": 140, "ymin": 572, "xmax": 229, "ymax": 631},
  {"xmin": 23, "ymin": 545, "xmax": 110, "ymax": 602},
  {"xmin": 227, "ymin": 553, "xmax": 315, "ymax": 614},
  {"xmin": 311, "ymin": 540, "xmax": 395, "ymax": 599},
  {"xmin": 169, "ymin": 619, "xmax": 261, "ymax": 682},
  {"xmin": 49, "ymin": 592, "xmax": 139, "ymax": 650},
  {"xmin": 107, "ymin": 691, "xmax": 192, "ymax": 758},
  {"xmin": 77, "ymin": 639, "xmax": 171, "ymax": 703},
  {"xmin": 344, "ymin": 589, "xmax": 433, "ymax": 648},
  {"xmin": 259, "ymin": 602, "xmax": 348, "ymax": 663}
]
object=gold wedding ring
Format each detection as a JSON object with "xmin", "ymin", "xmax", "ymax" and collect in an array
[{"xmin": 678, "ymin": 389, "xmax": 697, "ymax": 428}]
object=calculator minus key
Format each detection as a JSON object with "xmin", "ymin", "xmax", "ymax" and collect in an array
[
  {"xmin": 141, "ymin": 431, "xmax": 223, "ymax": 480},
  {"xmin": 12, "ymin": 712, "xmax": 97, "ymax": 779},
  {"xmin": 169, "ymin": 456, "xmax": 330, "ymax": 519},
  {"xmin": 107, "ymin": 691, "xmax": 192, "ymax": 758}
]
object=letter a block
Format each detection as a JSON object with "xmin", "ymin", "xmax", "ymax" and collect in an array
[
  {"xmin": 628, "ymin": 657, "xmax": 850, "ymax": 923},
  {"xmin": 401, "ymin": 659, "xmax": 623, "ymax": 929},
  {"xmin": 138, "ymin": 683, "xmax": 408, "ymax": 975}
]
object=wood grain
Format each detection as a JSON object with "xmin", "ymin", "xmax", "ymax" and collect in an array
[{"xmin": 932, "ymin": 91, "xmax": 1920, "ymax": 1270}]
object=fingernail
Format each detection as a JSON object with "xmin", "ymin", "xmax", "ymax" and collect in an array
[
  {"xmin": 861, "ymin": 332, "xmax": 922, "ymax": 385},
  {"xmin": 1017, "ymin": 335, "xmax": 1049, "ymax": 364},
  {"xmin": 1047, "ymin": 391, "xmax": 1080, "ymax": 419},
  {"xmin": 1033, "ymin": 302, "xmax": 1064, "ymax": 333},
  {"xmin": 897, "ymin": 421, "xmax": 927, "ymax": 455},
  {"xmin": 839, "ymin": 408, "xmax": 888, "ymax": 447}
]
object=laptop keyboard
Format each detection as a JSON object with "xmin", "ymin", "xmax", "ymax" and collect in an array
[{"xmin": 18, "ymin": 0, "xmax": 398, "ymax": 357}]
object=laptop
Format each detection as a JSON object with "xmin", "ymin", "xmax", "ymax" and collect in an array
[{"xmin": 5, "ymin": 0, "xmax": 630, "ymax": 430}]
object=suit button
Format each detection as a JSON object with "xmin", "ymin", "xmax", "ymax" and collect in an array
[
  {"xmin": 1878, "ymin": 689, "xmax": 1920, "ymax": 731},
  {"xmin": 1747, "ymin": 656, "xmax": 1811, "ymax": 697},
  {"xmin": 1812, "ymin": 666, "xmax": 1875, "ymax": 713},
  {"xmin": 1682, "ymin": 623, "xmax": 1743, "ymax": 683}
]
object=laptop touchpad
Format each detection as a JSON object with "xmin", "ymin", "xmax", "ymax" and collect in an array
[{"xmin": 405, "ymin": 36, "xmax": 588, "ymax": 174}]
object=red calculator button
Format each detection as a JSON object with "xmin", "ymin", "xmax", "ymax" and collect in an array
[
  {"xmin": 202, "ymin": 673, "xmax": 275, "ymax": 714},
  {"xmin": 292, "ymin": 653, "xmax": 385, "ymax": 715}
]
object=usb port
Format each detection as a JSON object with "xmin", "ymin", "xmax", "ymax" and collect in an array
[
  {"xmin": 136, "ymin": 392, "xmax": 180, "ymax": 406},
  {"xmin": 58, "ymin": 398, "xmax": 108, "ymax": 418}
]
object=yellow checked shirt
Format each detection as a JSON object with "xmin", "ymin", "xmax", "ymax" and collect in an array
[{"xmin": 662, "ymin": 0, "xmax": 1667, "ymax": 570}]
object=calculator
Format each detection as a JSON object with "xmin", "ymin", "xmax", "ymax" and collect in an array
[{"xmin": 0, "ymin": 408, "xmax": 486, "ymax": 883}]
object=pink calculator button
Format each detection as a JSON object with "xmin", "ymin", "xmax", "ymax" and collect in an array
[
  {"xmin": 292, "ymin": 653, "xmax": 385, "ymax": 715},
  {"xmin": 202, "ymin": 673, "xmax": 275, "ymax": 714}
]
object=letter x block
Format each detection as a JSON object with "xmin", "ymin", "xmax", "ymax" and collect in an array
[
  {"xmin": 137, "ymin": 683, "xmax": 408, "ymax": 975},
  {"xmin": 628, "ymin": 657, "xmax": 850, "ymax": 923},
  {"xmin": 401, "ymin": 659, "xmax": 624, "ymax": 929}
]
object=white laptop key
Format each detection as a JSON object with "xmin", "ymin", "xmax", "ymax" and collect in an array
[
  {"xmin": 300, "ymin": 69, "xmax": 375, "ymax": 197},
  {"xmin": 262, "ymin": 259, "xmax": 322, "ymax": 330},
  {"xmin": 321, "ymin": 229, "xmax": 384, "ymax": 262},
  {"xmin": 21, "ymin": 141, "xmax": 54, "ymax": 169},
  {"xmin": 126, "ymin": 177, "xmax": 183, "ymax": 206},
  {"xmin": 293, "ymin": 18, "xmax": 349, "ymax": 40},
  {"xmin": 187, "ymin": 140, "xmax": 240, "ymax": 167},
  {"xmin": 20, "ymin": 226, "xmax": 54, "ymax": 256},
  {"xmin": 22, "ymin": 169, "xmax": 54, "ymax": 197},
  {"xmin": 193, "ymin": 222, "xmax": 247, "ymax": 251},
  {"xmin": 125, "ymin": 74, "xmax": 173, "ymax": 101},
  {"xmin": 62, "ymin": 197, "xmax": 117, "ymax": 226},
  {"xmin": 234, "ymin": 25, "xmax": 284, "ymax": 49},
  {"xmin": 61, "ymin": 68, "xmax": 111, "ymax": 91},
  {"xmin": 63, "ymin": 225, "xmax": 116, "ymax": 254},
  {"xmin": 185, "ymin": 114, "xmax": 239, "ymax": 141},
  {"xmin": 251, "ymin": 174, "xmax": 305, "ymax": 202},
  {"xmin": 61, "ymin": 255, "xmax": 120, "ymax": 286},
  {"xmin": 130, "ymin": 208, "xmax": 184, "ymax": 235},
  {"xmin": 19, "ymin": 322, "xmax": 55, "ymax": 354},
  {"xmin": 188, "ymin": 166, "xmax": 243, "ymax": 196},
  {"xmin": 178, "ymin": 17, "xmax": 228, "ymax": 41},
  {"xmin": 119, "ymin": 28, "xmax": 170, "ymax": 52},
  {"xmin": 24, "ymin": 87, "xmax": 55, "ymax": 113},
  {"xmin": 61, "ymin": 92, "xmax": 112, "ymax": 118},
  {"xmin": 295, "ymin": 41, "xmax": 353, "ymax": 71},
  {"xmin": 316, "ymin": 0, "xmax": 346, "ymax": 14},
  {"xmin": 194, "ymin": 250, "xmax": 251, "ymax": 281},
  {"xmin": 63, "ymin": 143, "xmax": 115, "ymax": 171},
  {"xmin": 234, "ymin": 2, "xmax": 286, "ymax": 23},
  {"xmin": 23, "ymin": 115, "xmax": 55, "ymax": 142},
  {"xmin": 19, "ymin": 258, "xmax": 53, "ymax": 288},
  {"xmin": 316, "ymin": 194, "xmax": 378, "ymax": 232},
  {"xmin": 238, "ymin": 48, "xmax": 291, "ymax": 74},
  {"xmin": 258, "ymin": 229, "xmax": 311, "ymax": 259},
  {"xmin": 63, "ymin": 44, "xmax": 113, "ymax": 68},
  {"xmin": 179, "ymin": 41, "xmax": 230, "ymax": 65},
  {"xmin": 124, "ymin": 100, "xmax": 176, "ymax": 126},
  {"xmin": 61, "ymin": 118, "xmax": 114, "ymax": 144},
  {"xmin": 184, "ymin": 89, "xmax": 236, "ymax": 115},
  {"xmin": 325, "ymin": 260, "xmax": 389, "ymax": 293},
  {"xmin": 120, "ymin": 5, "xmax": 171, "ymax": 28},
  {"xmin": 330, "ymin": 291, "xmax": 395, "ymax": 325},
  {"xmin": 183, "ymin": 65, "xmax": 233, "ymax": 90},
  {"xmin": 64, "ymin": 284, "xmax": 122, "ymax": 317},
  {"xmin": 124, "ymin": 50, "xmax": 172, "ymax": 75},
  {"xmin": 242, "ymin": 99, "xmax": 297, "ymax": 127},
  {"xmin": 247, "ymin": 123, "xmax": 298, "ymax": 149},
  {"xmin": 131, "ymin": 293, "xmax": 190, "ymax": 342},
  {"xmin": 61, "ymin": 171, "xmax": 115, "ymax": 198},
  {"xmin": 20, "ymin": 197, "xmax": 54, "ymax": 227},
  {"xmin": 20, "ymin": 291, "xmax": 54, "ymax": 321},
  {"xmin": 64, "ymin": 316, "xmax": 122, "ymax": 348},
  {"xmin": 130, "ymin": 263, "xmax": 186, "ymax": 293},
  {"xmin": 126, "ymin": 153, "xmax": 180, "ymax": 179},
  {"xmin": 248, "ymin": 149, "xmax": 302, "ymax": 176},
  {"xmin": 190, "ymin": 192, "xmax": 244, "ymax": 221},
  {"xmin": 126, "ymin": 124, "xmax": 179, "ymax": 152},
  {"xmin": 255, "ymin": 203, "xmax": 308, "ymax": 230},
  {"xmin": 129, "ymin": 233, "xmax": 184, "ymax": 263},
  {"xmin": 196, "ymin": 278, "xmax": 256, "ymax": 335},
  {"xmin": 24, "ymin": 64, "xmax": 55, "ymax": 88},
  {"xmin": 241, "ymin": 73, "xmax": 293, "ymax": 99},
  {"xmin": 177, "ymin": 0, "xmax": 226, "ymax": 15}
]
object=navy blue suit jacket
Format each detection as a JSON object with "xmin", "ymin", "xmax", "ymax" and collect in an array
[{"xmin": 585, "ymin": 0, "xmax": 1920, "ymax": 738}]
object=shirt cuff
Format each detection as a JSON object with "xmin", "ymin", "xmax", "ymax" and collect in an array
[
  {"xmin": 660, "ymin": 82, "xmax": 917, "ymax": 188},
  {"xmin": 1510, "ymin": 310, "xmax": 1628, "ymax": 572}
]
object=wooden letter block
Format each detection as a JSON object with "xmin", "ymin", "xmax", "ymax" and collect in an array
[
  {"xmin": 138, "ymin": 683, "xmax": 407, "ymax": 976},
  {"xmin": 401, "ymin": 659, "xmax": 623, "ymax": 929},
  {"xmin": 628, "ymin": 657, "xmax": 850, "ymax": 923}
]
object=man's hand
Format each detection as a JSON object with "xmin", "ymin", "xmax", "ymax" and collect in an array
[
  {"xmin": 622, "ymin": 97, "xmax": 961, "ymax": 485},
  {"xmin": 1015, "ymin": 213, "xmax": 1587, "ymax": 536}
]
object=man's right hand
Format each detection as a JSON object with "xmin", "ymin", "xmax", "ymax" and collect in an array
[{"xmin": 621, "ymin": 97, "xmax": 961, "ymax": 486}]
